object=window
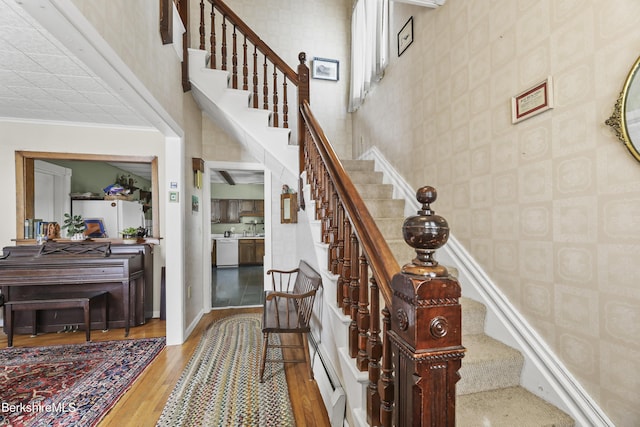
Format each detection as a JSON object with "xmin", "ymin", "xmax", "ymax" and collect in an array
[{"xmin": 348, "ymin": 0, "xmax": 389, "ymax": 112}]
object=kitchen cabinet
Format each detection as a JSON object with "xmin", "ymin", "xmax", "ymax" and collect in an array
[
  {"xmin": 225, "ymin": 200, "xmax": 240, "ymax": 222},
  {"xmin": 212, "ymin": 199, "xmax": 240, "ymax": 223},
  {"xmin": 238, "ymin": 238, "xmax": 264, "ymax": 265},
  {"xmin": 255, "ymin": 238, "xmax": 265, "ymax": 262},
  {"xmin": 211, "ymin": 199, "xmax": 220, "ymax": 223},
  {"xmin": 240, "ymin": 199, "xmax": 264, "ymax": 216},
  {"xmin": 239, "ymin": 239, "xmax": 254, "ymax": 264}
]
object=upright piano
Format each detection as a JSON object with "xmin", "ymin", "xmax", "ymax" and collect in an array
[{"xmin": 0, "ymin": 242, "xmax": 147, "ymax": 337}]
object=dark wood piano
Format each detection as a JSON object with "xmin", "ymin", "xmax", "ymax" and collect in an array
[{"xmin": 0, "ymin": 241, "xmax": 151, "ymax": 339}]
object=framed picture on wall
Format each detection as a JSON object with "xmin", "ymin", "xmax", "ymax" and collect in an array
[
  {"xmin": 312, "ymin": 57, "xmax": 339, "ymax": 81},
  {"xmin": 511, "ymin": 76, "xmax": 554, "ymax": 123},
  {"xmin": 398, "ymin": 16, "xmax": 414, "ymax": 56}
]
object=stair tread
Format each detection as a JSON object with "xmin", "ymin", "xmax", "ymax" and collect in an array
[
  {"xmin": 461, "ymin": 333, "xmax": 523, "ymax": 364},
  {"xmin": 456, "ymin": 386, "xmax": 575, "ymax": 427},
  {"xmin": 342, "ymin": 159, "xmax": 375, "ymax": 171},
  {"xmin": 458, "ymin": 334, "xmax": 523, "ymax": 394}
]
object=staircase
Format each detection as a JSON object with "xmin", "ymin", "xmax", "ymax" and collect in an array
[
  {"xmin": 188, "ymin": 45, "xmax": 575, "ymax": 424},
  {"xmin": 188, "ymin": 48, "xmax": 300, "ymax": 186},
  {"xmin": 338, "ymin": 159, "xmax": 575, "ymax": 427}
]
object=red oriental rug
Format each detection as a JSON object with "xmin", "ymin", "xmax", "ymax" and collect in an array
[{"xmin": 0, "ymin": 338, "xmax": 165, "ymax": 426}]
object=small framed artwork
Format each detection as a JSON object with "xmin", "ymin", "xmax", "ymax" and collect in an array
[
  {"xmin": 312, "ymin": 57, "xmax": 339, "ymax": 81},
  {"xmin": 398, "ymin": 16, "xmax": 414, "ymax": 56},
  {"xmin": 511, "ymin": 76, "xmax": 554, "ymax": 123},
  {"xmin": 84, "ymin": 218, "xmax": 106, "ymax": 238}
]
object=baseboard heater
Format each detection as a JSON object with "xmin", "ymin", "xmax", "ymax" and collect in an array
[{"xmin": 310, "ymin": 333, "xmax": 346, "ymax": 427}]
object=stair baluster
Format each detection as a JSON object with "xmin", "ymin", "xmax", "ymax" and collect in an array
[
  {"xmin": 242, "ymin": 35, "xmax": 248, "ymax": 90},
  {"xmin": 209, "ymin": 1, "xmax": 216, "ymax": 69},
  {"xmin": 367, "ymin": 277, "xmax": 382, "ymax": 426},
  {"xmin": 252, "ymin": 46, "xmax": 258, "ymax": 108},
  {"xmin": 221, "ymin": 16, "xmax": 227, "ymax": 71},
  {"xmin": 379, "ymin": 307, "xmax": 393, "ymax": 426},
  {"xmin": 231, "ymin": 25, "xmax": 238, "ymax": 88},
  {"xmin": 348, "ymin": 240, "xmax": 360, "ymax": 357},
  {"xmin": 329, "ymin": 189, "xmax": 339, "ymax": 274},
  {"xmin": 262, "ymin": 55, "xmax": 268, "ymax": 110},
  {"xmin": 272, "ymin": 65, "xmax": 279, "ymax": 126},
  {"xmin": 357, "ymin": 257, "xmax": 370, "ymax": 371},
  {"xmin": 199, "ymin": 0, "xmax": 205, "ymax": 50},
  {"xmin": 282, "ymin": 79, "xmax": 288, "ymax": 128},
  {"xmin": 340, "ymin": 219, "xmax": 352, "ymax": 308}
]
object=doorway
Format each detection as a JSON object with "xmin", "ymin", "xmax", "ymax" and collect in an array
[{"xmin": 207, "ymin": 162, "xmax": 270, "ymax": 309}]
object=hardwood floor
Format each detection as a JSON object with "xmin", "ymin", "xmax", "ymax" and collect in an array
[{"xmin": 0, "ymin": 308, "xmax": 331, "ymax": 427}]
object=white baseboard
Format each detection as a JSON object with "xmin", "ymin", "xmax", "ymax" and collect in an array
[
  {"xmin": 358, "ymin": 147, "xmax": 613, "ymax": 427},
  {"xmin": 182, "ymin": 308, "xmax": 204, "ymax": 344}
]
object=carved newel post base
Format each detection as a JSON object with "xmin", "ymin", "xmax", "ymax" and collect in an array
[{"xmin": 388, "ymin": 186, "xmax": 465, "ymax": 427}]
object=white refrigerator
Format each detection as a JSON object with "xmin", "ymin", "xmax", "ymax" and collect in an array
[{"xmin": 72, "ymin": 199, "xmax": 144, "ymax": 238}]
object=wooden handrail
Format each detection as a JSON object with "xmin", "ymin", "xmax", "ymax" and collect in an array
[{"xmin": 300, "ymin": 100, "xmax": 397, "ymax": 308}]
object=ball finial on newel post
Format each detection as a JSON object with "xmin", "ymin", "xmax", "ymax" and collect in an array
[{"xmin": 401, "ymin": 186, "xmax": 450, "ymax": 277}]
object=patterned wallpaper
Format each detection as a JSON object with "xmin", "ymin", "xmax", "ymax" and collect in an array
[{"xmin": 352, "ymin": 1, "xmax": 640, "ymax": 425}]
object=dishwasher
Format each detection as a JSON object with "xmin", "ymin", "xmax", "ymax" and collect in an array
[{"xmin": 216, "ymin": 238, "xmax": 239, "ymax": 267}]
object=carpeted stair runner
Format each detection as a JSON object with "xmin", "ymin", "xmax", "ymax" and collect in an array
[{"xmin": 342, "ymin": 159, "xmax": 574, "ymax": 427}]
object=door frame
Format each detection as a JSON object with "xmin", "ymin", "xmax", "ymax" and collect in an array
[{"xmin": 203, "ymin": 160, "xmax": 271, "ymax": 310}]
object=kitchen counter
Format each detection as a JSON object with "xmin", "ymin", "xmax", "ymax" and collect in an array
[{"xmin": 211, "ymin": 234, "xmax": 264, "ymax": 240}]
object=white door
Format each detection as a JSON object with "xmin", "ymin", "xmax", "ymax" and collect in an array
[{"xmin": 34, "ymin": 160, "xmax": 72, "ymax": 226}]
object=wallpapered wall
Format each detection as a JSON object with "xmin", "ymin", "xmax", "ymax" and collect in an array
[{"xmin": 352, "ymin": 1, "xmax": 640, "ymax": 425}]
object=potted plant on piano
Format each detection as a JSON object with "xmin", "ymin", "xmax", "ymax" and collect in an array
[
  {"xmin": 120, "ymin": 227, "xmax": 139, "ymax": 244},
  {"xmin": 61, "ymin": 213, "xmax": 86, "ymax": 241}
]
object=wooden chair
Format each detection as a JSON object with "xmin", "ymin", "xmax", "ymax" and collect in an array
[{"xmin": 260, "ymin": 260, "xmax": 322, "ymax": 382}]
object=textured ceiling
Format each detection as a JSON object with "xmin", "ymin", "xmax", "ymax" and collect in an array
[
  {"xmin": 0, "ymin": 0, "xmax": 150, "ymax": 127},
  {"xmin": 1, "ymin": 0, "xmax": 263, "ymax": 185}
]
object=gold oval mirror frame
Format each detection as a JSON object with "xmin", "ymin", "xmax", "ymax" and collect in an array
[{"xmin": 606, "ymin": 56, "xmax": 640, "ymax": 162}]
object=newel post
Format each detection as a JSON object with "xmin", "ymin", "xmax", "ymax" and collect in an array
[{"xmin": 388, "ymin": 186, "xmax": 465, "ymax": 426}]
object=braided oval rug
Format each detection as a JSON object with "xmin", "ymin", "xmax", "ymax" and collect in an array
[{"xmin": 156, "ymin": 313, "xmax": 295, "ymax": 426}]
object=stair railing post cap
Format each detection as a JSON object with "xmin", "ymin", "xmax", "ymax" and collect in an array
[{"xmin": 401, "ymin": 186, "xmax": 450, "ymax": 277}]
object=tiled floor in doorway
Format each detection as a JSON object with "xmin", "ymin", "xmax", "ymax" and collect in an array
[{"xmin": 212, "ymin": 265, "xmax": 264, "ymax": 307}]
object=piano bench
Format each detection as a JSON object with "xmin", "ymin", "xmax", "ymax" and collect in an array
[{"xmin": 4, "ymin": 291, "xmax": 108, "ymax": 347}]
